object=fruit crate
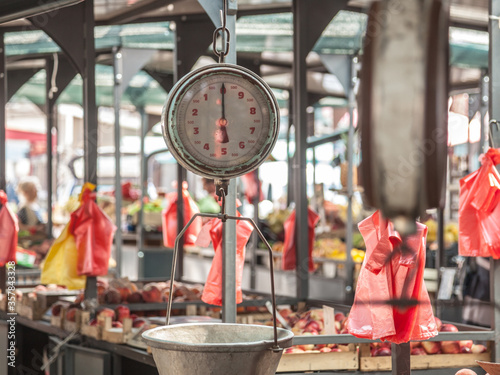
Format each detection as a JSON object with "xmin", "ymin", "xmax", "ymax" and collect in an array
[
  {"xmin": 80, "ymin": 311, "xmax": 102, "ymax": 340},
  {"xmin": 100, "ymin": 316, "xmax": 135, "ymax": 344},
  {"xmin": 277, "ymin": 344, "xmax": 359, "ymax": 372},
  {"xmin": 359, "ymin": 343, "xmax": 492, "ymax": 372},
  {"xmin": 63, "ymin": 309, "xmax": 82, "ymax": 332},
  {"xmin": 17, "ymin": 294, "xmax": 47, "ymax": 320}
]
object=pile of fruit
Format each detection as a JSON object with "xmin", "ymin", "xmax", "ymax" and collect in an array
[
  {"xmin": 97, "ymin": 278, "xmax": 203, "ymax": 305},
  {"xmin": 267, "ymin": 307, "xmax": 351, "ymax": 354},
  {"xmin": 369, "ymin": 319, "xmax": 487, "ymax": 357},
  {"xmin": 312, "ymin": 238, "xmax": 365, "ymax": 263}
]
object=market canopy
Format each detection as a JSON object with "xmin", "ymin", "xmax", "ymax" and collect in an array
[{"xmin": 4, "ymin": 10, "xmax": 490, "ymax": 107}]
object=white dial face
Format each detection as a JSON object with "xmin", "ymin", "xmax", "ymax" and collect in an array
[{"xmin": 175, "ymin": 73, "xmax": 271, "ymax": 169}]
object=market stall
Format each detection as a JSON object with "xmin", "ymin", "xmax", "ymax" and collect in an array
[{"xmin": 1, "ymin": 0, "xmax": 499, "ymax": 375}]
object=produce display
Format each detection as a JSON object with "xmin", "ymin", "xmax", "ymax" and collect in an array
[{"xmin": 367, "ymin": 319, "xmax": 487, "ymax": 357}]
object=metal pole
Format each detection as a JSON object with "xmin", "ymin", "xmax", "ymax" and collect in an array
[
  {"xmin": 292, "ymin": 0, "xmax": 310, "ymax": 301},
  {"xmin": 489, "ymin": 0, "xmax": 500, "ymax": 362},
  {"xmin": 113, "ymin": 47, "xmax": 123, "ymax": 277},
  {"xmin": 0, "ymin": 32, "xmax": 6, "ymax": 292},
  {"xmin": 138, "ymin": 108, "xmax": 147, "ymax": 278},
  {"xmin": 83, "ymin": 0, "xmax": 98, "ymax": 301},
  {"xmin": 344, "ymin": 56, "xmax": 356, "ymax": 304},
  {"xmin": 480, "ymin": 71, "xmax": 489, "ymax": 153},
  {"xmin": 221, "ymin": 0, "xmax": 238, "ymax": 324},
  {"xmin": 392, "ymin": 342, "xmax": 411, "ymax": 375},
  {"xmin": 45, "ymin": 58, "xmax": 54, "ymax": 239}
]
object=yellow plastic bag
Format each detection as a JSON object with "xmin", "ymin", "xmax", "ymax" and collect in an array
[{"xmin": 41, "ymin": 223, "xmax": 86, "ymax": 290}]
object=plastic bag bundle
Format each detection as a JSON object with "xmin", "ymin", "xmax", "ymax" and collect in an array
[
  {"xmin": 346, "ymin": 211, "xmax": 437, "ymax": 343},
  {"xmin": 70, "ymin": 183, "xmax": 116, "ymax": 276},
  {"xmin": 162, "ymin": 183, "xmax": 202, "ymax": 248},
  {"xmin": 197, "ymin": 212, "xmax": 254, "ymax": 306},
  {"xmin": 41, "ymin": 223, "xmax": 86, "ymax": 289},
  {"xmin": 282, "ymin": 207, "xmax": 320, "ymax": 272},
  {"xmin": 459, "ymin": 148, "xmax": 500, "ymax": 258},
  {"xmin": 0, "ymin": 190, "xmax": 18, "ymax": 266}
]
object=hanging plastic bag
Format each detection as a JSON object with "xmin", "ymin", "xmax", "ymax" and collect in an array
[
  {"xmin": 162, "ymin": 182, "xmax": 202, "ymax": 248},
  {"xmin": 281, "ymin": 207, "xmax": 320, "ymax": 272},
  {"xmin": 41, "ymin": 222, "xmax": 86, "ymax": 289},
  {"xmin": 198, "ymin": 212, "xmax": 254, "ymax": 306},
  {"xmin": 0, "ymin": 190, "xmax": 18, "ymax": 266},
  {"xmin": 240, "ymin": 171, "xmax": 264, "ymax": 204},
  {"xmin": 347, "ymin": 211, "xmax": 437, "ymax": 343},
  {"xmin": 459, "ymin": 148, "xmax": 500, "ymax": 258},
  {"xmin": 70, "ymin": 183, "xmax": 116, "ymax": 276}
]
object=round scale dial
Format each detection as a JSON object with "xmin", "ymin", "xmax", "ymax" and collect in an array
[{"xmin": 162, "ymin": 64, "xmax": 279, "ymax": 179}]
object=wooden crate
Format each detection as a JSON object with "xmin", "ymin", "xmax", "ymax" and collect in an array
[
  {"xmin": 359, "ymin": 343, "xmax": 492, "ymax": 372},
  {"xmin": 277, "ymin": 345, "xmax": 359, "ymax": 372},
  {"xmin": 236, "ymin": 312, "xmax": 272, "ymax": 324},
  {"xmin": 101, "ymin": 316, "xmax": 135, "ymax": 344},
  {"xmin": 80, "ymin": 311, "xmax": 102, "ymax": 340},
  {"xmin": 63, "ymin": 309, "xmax": 82, "ymax": 332},
  {"xmin": 17, "ymin": 295, "xmax": 47, "ymax": 320}
]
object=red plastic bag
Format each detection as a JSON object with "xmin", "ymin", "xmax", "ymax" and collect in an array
[
  {"xmin": 459, "ymin": 148, "xmax": 500, "ymax": 258},
  {"xmin": 240, "ymin": 171, "xmax": 264, "ymax": 204},
  {"xmin": 346, "ymin": 211, "xmax": 437, "ymax": 343},
  {"xmin": 0, "ymin": 190, "xmax": 18, "ymax": 266},
  {"xmin": 70, "ymin": 184, "xmax": 116, "ymax": 276},
  {"xmin": 281, "ymin": 207, "xmax": 320, "ymax": 272},
  {"xmin": 162, "ymin": 183, "xmax": 202, "ymax": 248},
  {"xmin": 198, "ymin": 213, "xmax": 254, "ymax": 306}
]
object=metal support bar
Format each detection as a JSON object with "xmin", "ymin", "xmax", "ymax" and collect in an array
[
  {"xmin": 113, "ymin": 47, "xmax": 123, "ymax": 277},
  {"xmin": 480, "ymin": 72, "xmax": 489, "ymax": 153},
  {"xmin": 0, "ymin": 32, "xmax": 6, "ymax": 293},
  {"xmin": 489, "ymin": 0, "xmax": 500, "ymax": 362},
  {"xmin": 292, "ymin": 0, "xmax": 348, "ymax": 301},
  {"xmin": 392, "ymin": 342, "xmax": 411, "ymax": 375},
  {"xmin": 45, "ymin": 58, "xmax": 54, "ymax": 239},
  {"xmin": 82, "ymin": 0, "xmax": 98, "ymax": 301},
  {"xmin": 344, "ymin": 56, "xmax": 356, "ymax": 304},
  {"xmin": 0, "ymin": 0, "xmax": 83, "ymax": 25}
]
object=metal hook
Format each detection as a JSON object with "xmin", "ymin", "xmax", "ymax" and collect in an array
[
  {"xmin": 490, "ymin": 119, "xmax": 500, "ymax": 148},
  {"xmin": 212, "ymin": 0, "xmax": 231, "ymax": 63}
]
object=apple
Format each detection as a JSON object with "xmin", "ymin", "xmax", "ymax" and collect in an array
[
  {"xmin": 309, "ymin": 309, "xmax": 324, "ymax": 321},
  {"xmin": 284, "ymin": 347, "xmax": 304, "ymax": 354},
  {"xmin": 97, "ymin": 308, "xmax": 115, "ymax": 320},
  {"xmin": 411, "ymin": 347, "xmax": 427, "ymax": 355},
  {"xmin": 434, "ymin": 317, "xmax": 442, "ymax": 330},
  {"xmin": 88, "ymin": 319, "xmax": 98, "ymax": 326},
  {"xmin": 455, "ymin": 370, "xmax": 477, "ymax": 375},
  {"xmin": 116, "ymin": 287, "xmax": 131, "ymax": 302},
  {"xmin": 441, "ymin": 341, "xmax": 460, "ymax": 354},
  {"xmin": 330, "ymin": 348, "xmax": 342, "ymax": 352},
  {"xmin": 65, "ymin": 307, "xmax": 79, "ymax": 322},
  {"xmin": 439, "ymin": 323, "xmax": 458, "ymax": 332},
  {"xmin": 115, "ymin": 305, "xmax": 130, "ymax": 323},
  {"xmin": 460, "ymin": 346, "xmax": 471, "ymax": 353},
  {"xmin": 421, "ymin": 341, "xmax": 441, "ymax": 354},
  {"xmin": 51, "ymin": 302, "xmax": 69, "ymax": 317},
  {"xmin": 279, "ymin": 308, "xmax": 293, "ymax": 319},
  {"xmin": 103, "ymin": 288, "xmax": 121, "ymax": 304},
  {"xmin": 127, "ymin": 291, "xmax": 144, "ymax": 303},
  {"xmin": 410, "ymin": 341, "xmax": 422, "ymax": 349},
  {"xmin": 459, "ymin": 340, "xmax": 473, "ymax": 350},
  {"xmin": 319, "ymin": 347, "xmax": 332, "ymax": 353},
  {"xmin": 141, "ymin": 284, "xmax": 162, "ymax": 303},
  {"xmin": 335, "ymin": 312, "xmax": 346, "ymax": 322},
  {"xmin": 304, "ymin": 320, "xmax": 322, "ymax": 333},
  {"xmin": 112, "ymin": 321, "xmax": 123, "ymax": 328},
  {"xmin": 132, "ymin": 318, "xmax": 148, "ymax": 328},
  {"xmin": 372, "ymin": 347, "xmax": 391, "ymax": 357},
  {"xmin": 471, "ymin": 344, "xmax": 487, "ymax": 354}
]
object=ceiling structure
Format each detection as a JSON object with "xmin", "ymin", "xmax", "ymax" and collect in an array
[{"xmin": 0, "ymin": 0, "xmax": 492, "ymax": 109}]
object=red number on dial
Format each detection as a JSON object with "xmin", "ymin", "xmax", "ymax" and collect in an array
[
  {"xmin": 221, "ymin": 148, "xmax": 227, "ymax": 155},
  {"xmin": 203, "ymin": 143, "xmax": 209, "ymax": 150},
  {"xmin": 203, "ymin": 94, "xmax": 208, "ymax": 101},
  {"xmin": 250, "ymin": 127, "xmax": 255, "ymax": 134},
  {"xmin": 238, "ymin": 92, "xmax": 244, "ymax": 99},
  {"xmin": 192, "ymin": 109, "xmax": 198, "ymax": 116},
  {"xmin": 239, "ymin": 142, "xmax": 245, "ymax": 149},
  {"xmin": 250, "ymin": 107, "xmax": 256, "ymax": 115},
  {"xmin": 194, "ymin": 127, "xmax": 199, "ymax": 135}
]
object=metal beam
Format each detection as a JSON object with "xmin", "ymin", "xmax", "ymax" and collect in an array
[
  {"xmin": 144, "ymin": 69, "xmax": 174, "ymax": 93},
  {"xmin": 106, "ymin": 0, "xmax": 170, "ymax": 25},
  {"xmin": 489, "ymin": 0, "xmax": 500, "ymax": 362},
  {"xmin": 292, "ymin": 0, "xmax": 348, "ymax": 301},
  {"xmin": 0, "ymin": 33, "xmax": 6, "ymax": 192},
  {"xmin": 28, "ymin": 2, "xmax": 86, "ymax": 76},
  {"xmin": 7, "ymin": 68, "xmax": 40, "ymax": 101},
  {"xmin": 0, "ymin": 0, "xmax": 83, "ymax": 25}
]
